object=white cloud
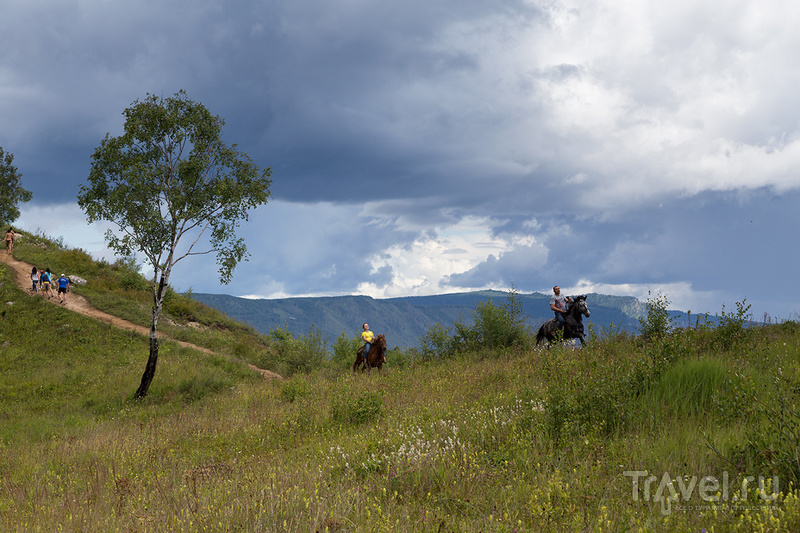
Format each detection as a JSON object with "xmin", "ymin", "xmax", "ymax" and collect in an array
[
  {"xmin": 562, "ymin": 279, "xmax": 724, "ymax": 317},
  {"xmin": 17, "ymin": 203, "xmax": 116, "ymax": 260}
]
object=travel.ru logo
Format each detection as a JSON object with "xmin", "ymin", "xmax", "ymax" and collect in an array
[{"xmin": 623, "ymin": 470, "xmax": 779, "ymax": 516}]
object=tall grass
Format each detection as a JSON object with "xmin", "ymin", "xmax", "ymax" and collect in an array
[{"xmin": 643, "ymin": 357, "xmax": 728, "ymax": 418}]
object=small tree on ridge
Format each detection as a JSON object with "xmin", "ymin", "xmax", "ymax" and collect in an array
[{"xmin": 78, "ymin": 90, "xmax": 272, "ymax": 398}]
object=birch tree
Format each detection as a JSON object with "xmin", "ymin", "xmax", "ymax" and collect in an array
[{"xmin": 78, "ymin": 90, "xmax": 272, "ymax": 398}]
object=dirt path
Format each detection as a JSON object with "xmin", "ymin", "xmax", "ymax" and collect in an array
[{"xmin": 0, "ymin": 252, "xmax": 282, "ymax": 380}]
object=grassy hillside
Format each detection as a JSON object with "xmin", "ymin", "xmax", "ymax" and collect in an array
[
  {"xmin": 3, "ymin": 230, "xmax": 800, "ymax": 531},
  {"xmin": 8, "ymin": 230, "xmax": 286, "ymax": 373}
]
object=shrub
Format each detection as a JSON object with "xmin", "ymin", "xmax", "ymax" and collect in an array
[
  {"xmin": 331, "ymin": 390, "xmax": 384, "ymax": 426},
  {"xmin": 332, "ymin": 332, "xmax": 362, "ymax": 366},
  {"xmin": 638, "ymin": 291, "xmax": 675, "ymax": 342},
  {"xmin": 421, "ymin": 287, "xmax": 531, "ymax": 357},
  {"xmin": 270, "ymin": 326, "xmax": 328, "ymax": 377},
  {"xmin": 712, "ymin": 299, "xmax": 753, "ymax": 351},
  {"xmin": 165, "ymin": 296, "xmax": 197, "ymax": 320},
  {"xmin": 419, "ymin": 322, "xmax": 453, "ymax": 361},
  {"xmin": 280, "ymin": 375, "xmax": 311, "ymax": 403}
]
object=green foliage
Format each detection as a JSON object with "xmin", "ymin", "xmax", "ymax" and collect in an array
[
  {"xmin": 174, "ymin": 375, "xmax": 233, "ymax": 403},
  {"xmin": 637, "ymin": 291, "xmax": 675, "ymax": 342},
  {"xmin": 78, "ymin": 89, "xmax": 272, "ymax": 285},
  {"xmin": 713, "ymin": 298, "xmax": 753, "ymax": 351},
  {"xmin": 735, "ymin": 396, "xmax": 800, "ymax": 489},
  {"xmin": 419, "ymin": 321, "xmax": 454, "ymax": 360},
  {"xmin": 77, "ymin": 90, "xmax": 272, "ymax": 397},
  {"xmin": 0, "ymin": 146, "xmax": 33, "ymax": 225},
  {"xmin": 280, "ymin": 375, "xmax": 312, "ymax": 403},
  {"xmin": 420, "ymin": 287, "xmax": 531, "ymax": 358},
  {"xmin": 331, "ymin": 390, "xmax": 383, "ymax": 426},
  {"xmin": 270, "ymin": 325, "xmax": 328, "ymax": 377},
  {"xmin": 164, "ymin": 295, "xmax": 196, "ymax": 320},
  {"xmin": 642, "ymin": 357, "xmax": 729, "ymax": 418},
  {"xmin": 331, "ymin": 331, "xmax": 362, "ymax": 366}
]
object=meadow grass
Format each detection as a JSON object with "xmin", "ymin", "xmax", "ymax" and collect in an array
[{"xmin": 3, "ymin": 233, "xmax": 800, "ymax": 531}]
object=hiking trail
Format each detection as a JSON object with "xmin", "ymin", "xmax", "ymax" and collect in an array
[{"xmin": 0, "ymin": 251, "xmax": 282, "ymax": 380}]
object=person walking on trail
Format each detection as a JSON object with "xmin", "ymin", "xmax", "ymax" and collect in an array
[
  {"xmin": 4, "ymin": 227, "xmax": 15, "ymax": 254},
  {"xmin": 41, "ymin": 268, "xmax": 53, "ymax": 299},
  {"xmin": 550, "ymin": 286, "xmax": 573, "ymax": 328},
  {"xmin": 56, "ymin": 273, "xmax": 70, "ymax": 304},
  {"xmin": 30, "ymin": 266, "xmax": 39, "ymax": 293}
]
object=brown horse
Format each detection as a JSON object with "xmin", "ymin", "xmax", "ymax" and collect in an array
[{"xmin": 352, "ymin": 334, "xmax": 387, "ymax": 374}]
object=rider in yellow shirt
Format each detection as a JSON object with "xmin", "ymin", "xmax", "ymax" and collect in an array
[{"xmin": 361, "ymin": 323, "xmax": 375, "ymax": 355}]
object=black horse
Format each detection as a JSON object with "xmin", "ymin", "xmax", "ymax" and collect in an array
[{"xmin": 535, "ymin": 295, "xmax": 590, "ymax": 347}]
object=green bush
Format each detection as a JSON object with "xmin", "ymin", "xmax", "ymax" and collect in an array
[
  {"xmin": 174, "ymin": 375, "xmax": 231, "ymax": 402},
  {"xmin": 332, "ymin": 332, "xmax": 362, "ymax": 367},
  {"xmin": 419, "ymin": 287, "xmax": 531, "ymax": 357},
  {"xmin": 164, "ymin": 295, "xmax": 196, "ymax": 320},
  {"xmin": 419, "ymin": 322, "xmax": 454, "ymax": 361},
  {"xmin": 638, "ymin": 291, "xmax": 675, "ymax": 342},
  {"xmin": 331, "ymin": 390, "xmax": 383, "ymax": 426},
  {"xmin": 270, "ymin": 325, "xmax": 328, "ymax": 377},
  {"xmin": 712, "ymin": 299, "xmax": 753, "ymax": 351},
  {"xmin": 280, "ymin": 375, "xmax": 312, "ymax": 403}
]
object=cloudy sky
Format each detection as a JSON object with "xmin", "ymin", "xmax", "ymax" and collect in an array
[{"xmin": 3, "ymin": 0, "xmax": 799, "ymax": 320}]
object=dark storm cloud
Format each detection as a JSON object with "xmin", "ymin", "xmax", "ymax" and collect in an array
[{"xmin": 6, "ymin": 0, "xmax": 800, "ymax": 319}]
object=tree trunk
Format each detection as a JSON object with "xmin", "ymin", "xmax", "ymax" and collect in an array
[
  {"xmin": 134, "ymin": 274, "xmax": 167, "ymax": 399},
  {"xmin": 134, "ymin": 331, "xmax": 159, "ymax": 399}
]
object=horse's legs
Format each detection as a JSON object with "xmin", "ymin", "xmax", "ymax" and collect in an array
[{"xmin": 353, "ymin": 351, "xmax": 367, "ymax": 373}]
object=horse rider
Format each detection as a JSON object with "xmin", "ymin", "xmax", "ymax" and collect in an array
[
  {"xmin": 550, "ymin": 286, "xmax": 573, "ymax": 328},
  {"xmin": 361, "ymin": 322, "xmax": 375, "ymax": 360}
]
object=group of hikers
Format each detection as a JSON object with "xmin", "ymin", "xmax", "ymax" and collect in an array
[
  {"xmin": 30, "ymin": 266, "xmax": 70, "ymax": 304},
  {"xmin": 5, "ymin": 227, "xmax": 71, "ymax": 304}
]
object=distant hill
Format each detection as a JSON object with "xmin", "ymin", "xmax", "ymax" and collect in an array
[{"xmin": 190, "ymin": 290, "xmax": 656, "ymax": 349}]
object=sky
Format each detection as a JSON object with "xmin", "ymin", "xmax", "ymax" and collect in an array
[{"xmin": 2, "ymin": 0, "xmax": 799, "ymax": 320}]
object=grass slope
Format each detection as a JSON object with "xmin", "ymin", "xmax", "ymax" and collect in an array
[{"xmin": 2, "ymin": 229, "xmax": 800, "ymax": 531}]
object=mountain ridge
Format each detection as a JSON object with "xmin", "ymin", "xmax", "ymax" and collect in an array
[{"xmin": 190, "ymin": 290, "xmax": 657, "ymax": 349}]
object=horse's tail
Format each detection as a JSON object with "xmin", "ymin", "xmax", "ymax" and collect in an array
[
  {"xmin": 353, "ymin": 349, "xmax": 364, "ymax": 373},
  {"xmin": 535, "ymin": 325, "xmax": 546, "ymax": 345}
]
